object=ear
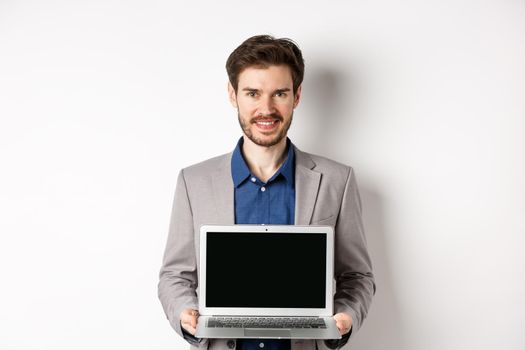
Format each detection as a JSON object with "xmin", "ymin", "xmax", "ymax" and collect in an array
[
  {"xmin": 227, "ymin": 81, "xmax": 238, "ymax": 108},
  {"xmin": 293, "ymin": 85, "xmax": 302, "ymax": 109}
]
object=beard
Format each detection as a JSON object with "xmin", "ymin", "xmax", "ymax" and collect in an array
[{"xmin": 237, "ymin": 111, "xmax": 293, "ymax": 147}]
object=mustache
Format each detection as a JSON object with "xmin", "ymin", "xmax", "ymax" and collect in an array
[{"xmin": 250, "ymin": 113, "xmax": 284, "ymax": 123}]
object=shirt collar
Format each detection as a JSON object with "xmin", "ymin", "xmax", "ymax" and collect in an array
[
  {"xmin": 275, "ymin": 138, "xmax": 295, "ymax": 185},
  {"xmin": 231, "ymin": 137, "xmax": 251, "ymax": 187},
  {"xmin": 231, "ymin": 137, "xmax": 295, "ymax": 187}
]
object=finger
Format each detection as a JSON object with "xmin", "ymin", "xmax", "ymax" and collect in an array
[
  {"xmin": 190, "ymin": 310, "xmax": 199, "ymax": 316},
  {"xmin": 181, "ymin": 316, "xmax": 197, "ymax": 330},
  {"xmin": 180, "ymin": 309, "xmax": 198, "ymax": 322},
  {"xmin": 190, "ymin": 315, "xmax": 198, "ymax": 328},
  {"xmin": 335, "ymin": 321, "xmax": 348, "ymax": 334},
  {"xmin": 182, "ymin": 323, "xmax": 197, "ymax": 335},
  {"xmin": 333, "ymin": 314, "xmax": 347, "ymax": 323},
  {"xmin": 181, "ymin": 313, "xmax": 192, "ymax": 324}
]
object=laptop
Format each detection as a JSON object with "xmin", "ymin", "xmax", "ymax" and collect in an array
[{"xmin": 195, "ymin": 224, "xmax": 341, "ymax": 339}]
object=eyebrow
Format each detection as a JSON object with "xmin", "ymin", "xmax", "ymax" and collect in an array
[{"xmin": 241, "ymin": 87, "xmax": 291, "ymax": 93}]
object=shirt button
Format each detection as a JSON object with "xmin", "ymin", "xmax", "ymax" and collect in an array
[
  {"xmin": 261, "ymin": 186, "xmax": 266, "ymax": 192},
  {"xmin": 251, "ymin": 177, "xmax": 256, "ymax": 182},
  {"xmin": 259, "ymin": 342, "xmax": 265, "ymax": 348}
]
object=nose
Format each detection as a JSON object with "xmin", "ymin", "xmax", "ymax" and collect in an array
[{"xmin": 256, "ymin": 95, "xmax": 276, "ymax": 116}]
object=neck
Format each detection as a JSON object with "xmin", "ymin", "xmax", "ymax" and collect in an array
[{"xmin": 241, "ymin": 136, "xmax": 288, "ymax": 183}]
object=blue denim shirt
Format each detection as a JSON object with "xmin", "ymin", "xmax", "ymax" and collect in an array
[
  {"xmin": 232, "ymin": 137, "xmax": 295, "ymax": 350},
  {"xmin": 232, "ymin": 137, "xmax": 295, "ymax": 226}
]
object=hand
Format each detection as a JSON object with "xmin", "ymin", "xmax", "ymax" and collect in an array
[
  {"xmin": 333, "ymin": 312, "xmax": 352, "ymax": 335},
  {"xmin": 180, "ymin": 308, "xmax": 199, "ymax": 335}
]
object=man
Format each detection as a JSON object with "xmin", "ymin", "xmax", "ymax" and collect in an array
[{"xmin": 158, "ymin": 35, "xmax": 375, "ymax": 350}]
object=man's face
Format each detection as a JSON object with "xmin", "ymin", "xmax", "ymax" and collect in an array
[{"xmin": 228, "ymin": 65, "xmax": 301, "ymax": 148}]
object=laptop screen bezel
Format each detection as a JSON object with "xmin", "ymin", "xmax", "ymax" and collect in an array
[{"xmin": 198, "ymin": 224, "xmax": 334, "ymax": 317}]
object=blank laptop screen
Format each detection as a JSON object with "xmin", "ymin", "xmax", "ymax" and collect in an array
[{"xmin": 205, "ymin": 232, "xmax": 326, "ymax": 308}]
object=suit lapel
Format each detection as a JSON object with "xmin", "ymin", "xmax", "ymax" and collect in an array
[
  {"xmin": 211, "ymin": 153, "xmax": 235, "ymax": 224},
  {"xmin": 294, "ymin": 147, "xmax": 321, "ymax": 225}
]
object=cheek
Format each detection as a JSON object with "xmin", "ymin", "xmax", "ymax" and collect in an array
[
  {"xmin": 277, "ymin": 103, "xmax": 294, "ymax": 115},
  {"xmin": 238, "ymin": 107, "xmax": 254, "ymax": 121},
  {"xmin": 237, "ymin": 101, "xmax": 257, "ymax": 115}
]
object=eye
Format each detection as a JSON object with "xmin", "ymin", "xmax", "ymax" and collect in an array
[
  {"xmin": 246, "ymin": 91, "xmax": 258, "ymax": 97},
  {"xmin": 274, "ymin": 92, "xmax": 287, "ymax": 98}
]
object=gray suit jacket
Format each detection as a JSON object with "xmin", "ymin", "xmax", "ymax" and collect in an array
[{"xmin": 158, "ymin": 145, "xmax": 375, "ymax": 350}]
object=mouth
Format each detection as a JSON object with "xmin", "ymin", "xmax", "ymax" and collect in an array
[{"xmin": 252, "ymin": 118, "xmax": 281, "ymax": 131}]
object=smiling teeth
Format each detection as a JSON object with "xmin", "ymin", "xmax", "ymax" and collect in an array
[{"xmin": 257, "ymin": 121, "xmax": 275, "ymax": 125}]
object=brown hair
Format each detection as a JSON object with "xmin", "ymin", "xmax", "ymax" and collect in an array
[{"xmin": 226, "ymin": 35, "xmax": 305, "ymax": 94}]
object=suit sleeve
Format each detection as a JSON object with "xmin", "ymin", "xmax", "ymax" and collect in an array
[
  {"xmin": 158, "ymin": 169, "xmax": 207, "ymax": 347},
  {"xmin": 333, "ymin": 167, "xmax": 375, "ymax": 335}
]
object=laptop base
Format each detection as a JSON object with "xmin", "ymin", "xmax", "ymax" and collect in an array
[{"xmin": 195, "ymin": 316, "xmax": 341, "ymax": 339}]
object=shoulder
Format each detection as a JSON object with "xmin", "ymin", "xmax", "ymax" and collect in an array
[
  {"xmin": 180, "ymin": 152, "xmax": 232, "ymax": 180},
  {"xmin": 295, "ymin": 147, "xmax": 354, "ymax": 182}
]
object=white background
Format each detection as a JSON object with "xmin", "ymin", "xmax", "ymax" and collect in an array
[{"xmin": 1, "ymin": 1, "xmax": 524, "ymax": 349}]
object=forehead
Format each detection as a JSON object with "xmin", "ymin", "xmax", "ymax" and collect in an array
[{"xmin": 237, "ymin": 65, "xmax": 293, "ymax": 89}]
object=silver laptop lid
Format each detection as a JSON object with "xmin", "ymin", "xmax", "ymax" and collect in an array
[{"xmin": 199, "ymin": 225, "xmax": 334, "ymax": 317}]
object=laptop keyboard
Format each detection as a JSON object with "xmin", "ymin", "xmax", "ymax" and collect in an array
[{"xmin": 207, "ymin": 317, "xmax": 327, "ymax": 329}]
